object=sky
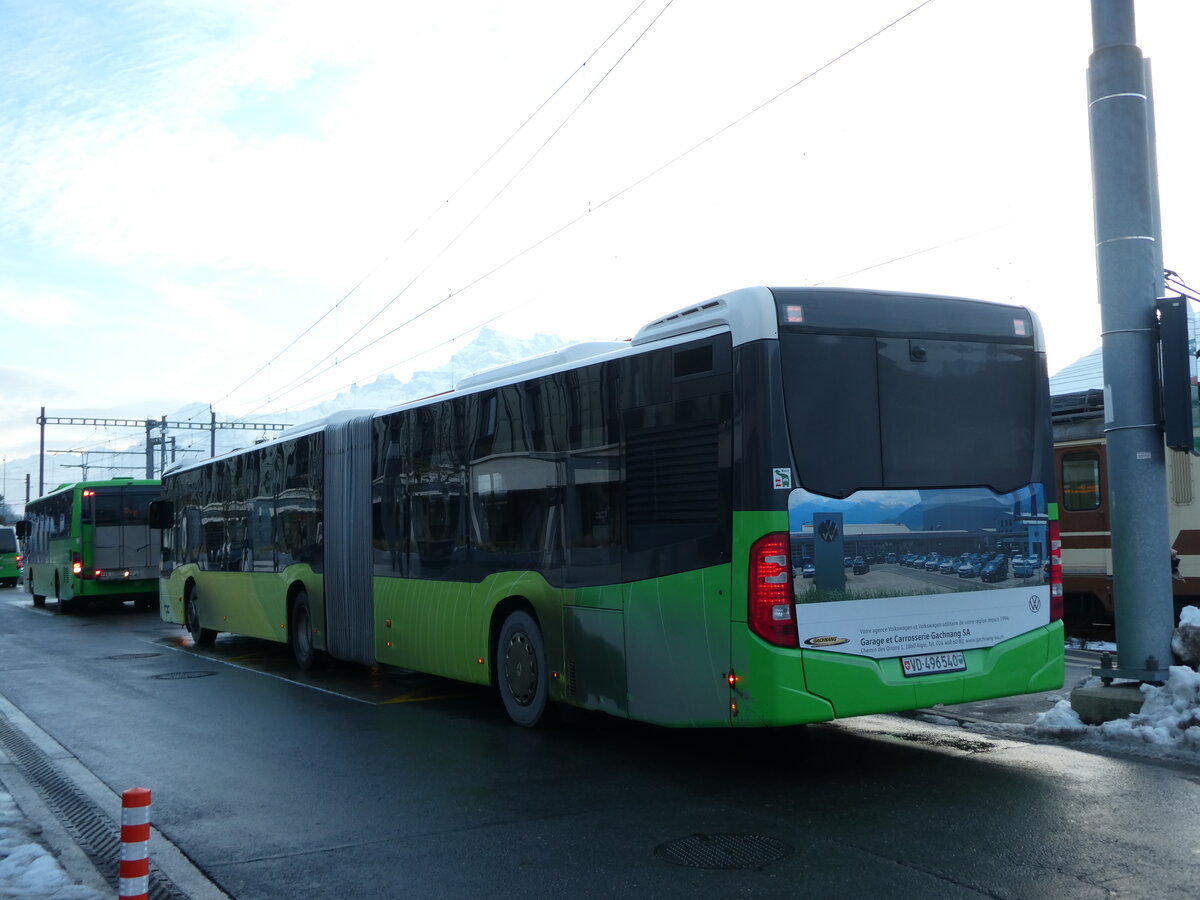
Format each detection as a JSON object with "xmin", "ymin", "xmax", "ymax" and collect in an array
[{"xmin": 1, "ymin": 1, "xmax": 1199, "ymax": 496}]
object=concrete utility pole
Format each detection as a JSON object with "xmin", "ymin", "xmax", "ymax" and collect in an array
[{"xmin": 1087, "ymin": 0, "xmax": 1174, "ymax": 681}]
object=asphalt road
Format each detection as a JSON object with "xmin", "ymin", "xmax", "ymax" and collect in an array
[{"xmin": 0, "ymin": 588, "xmax": 1195, "ymax": 899}]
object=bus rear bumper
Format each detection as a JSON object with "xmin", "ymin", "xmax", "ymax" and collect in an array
[
  {"xmin": 734, "ymin": 621, "xmax": 1065, "ymax": 725},
  {"xmin": 804, "ymin": 621, "xmax": 1065, "ymax": 719}
]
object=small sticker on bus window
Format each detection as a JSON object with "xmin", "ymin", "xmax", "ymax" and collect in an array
[
  {"xmin": 785, "ymin": 305, "xmax": 804, "ymax": 323},
  {"xmin": 1013, "ymin": 319, "xmax": 1027, "ymax": 336},
  {"xmin": 772, "ymin": 468, "xmax": 792, "ymax": 489}
]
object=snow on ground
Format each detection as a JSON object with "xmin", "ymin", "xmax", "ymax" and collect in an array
[
  {"xmin": 937, "ymin": 607, "xmax": 1200, "ymax": 766},
  {"xmin": 0, "ymin": 789, "xmax": 105, "ymax": 900},
  {"xmin": 1030, "ymin": 666, "xmax": 1200, "ymax": 758}
]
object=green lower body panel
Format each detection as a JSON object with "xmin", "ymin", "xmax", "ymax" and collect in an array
[
  {"xmin": 800, "ymin": 620, "xmax": 1065, "ymax": 719},
  {"xmin": 162, "ymin": 565, "xmax": 314, "ymax": 644},
  {"xmin": 732, "ymin": 620, "xmax": 1063, "ymax": 725}
]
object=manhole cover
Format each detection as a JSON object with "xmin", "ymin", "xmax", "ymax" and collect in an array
[
  {"xmin": 654, "ymin": 833, "xmax": 791, "ymax": 870},
  {"xmin": 153, "ymin": 671, "xmax": 217, "ymax": 680},
  {"xmin": 102, "ymin": 653, "xmax": 162, "ymax": 660}
]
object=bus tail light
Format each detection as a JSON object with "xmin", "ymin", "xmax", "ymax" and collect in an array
[
  {"xmin": 1048, "ymin": 520, "xmax": 1062, "ymax": 622},
  {"xmin": 748, "ymin": 532, "xmax": 798, "ymax": 648},
  {"xmin": 72, "ymin": 554, "xmax": 94, "ymax": 580}
]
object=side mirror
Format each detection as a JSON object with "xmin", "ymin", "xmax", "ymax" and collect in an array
[
  {"xmin": 148, "ymin": 500, "xmax": 174, "ymax": 530},
  {"xmin": 15, "ymin": 520, "xmax": 30, "ymax": 539}
]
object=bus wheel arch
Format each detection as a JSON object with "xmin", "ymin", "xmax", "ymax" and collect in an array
[
  {"xmin": 287, "ymin": 584, "xmax": 321, "ymax": 671},
  {"xmin": 492, "ymin": 599, "xmax": 549, "ymax": 728},
  {"xmin": 184, "ymin": 580, "xmax": 217, "ymax": 646}
]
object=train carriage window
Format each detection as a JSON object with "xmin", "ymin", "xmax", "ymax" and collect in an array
[{"xmin": 1062, "ymin": 451, "xmax": 1101, "ymax": 511}]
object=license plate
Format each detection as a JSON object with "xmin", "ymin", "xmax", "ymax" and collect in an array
[{"xmin": 901, "ymin": 651, "xmax": 966, "ymax": 677}]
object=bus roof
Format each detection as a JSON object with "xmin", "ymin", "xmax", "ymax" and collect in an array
[{"xmin": 161, "ymin": 286, "xmax": 1043, "ymax": 478}]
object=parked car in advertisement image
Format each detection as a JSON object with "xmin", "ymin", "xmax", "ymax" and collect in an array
[
  {"xmin": 981, "ymin": 560, "xmax": 1007, "ymax": 583},
  {"xmin": 1012, "ymin": 557, "xmax": 1037, "ymax": 578}
]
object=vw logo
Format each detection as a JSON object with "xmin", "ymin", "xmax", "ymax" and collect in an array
[
  {"xmin": 818, "ymin": 519, "xmax": 840, "ymax": 543},
  {"xmin": 1028, "ymin": 595, "xmax": 1042, "ymax": 613}
]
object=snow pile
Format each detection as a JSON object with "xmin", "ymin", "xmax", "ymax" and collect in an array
[
  {"xmin": 1032, "ymin": 666, "xmax": 1200, "ymax": 754},
  {"xmin": 1172, "ymin": 604, "xmax": 1200, "ymax": 666},
  {"xmin": 1098, "ymin": 666, "xmax": 1200, "ymax": 749},
  {"xmin": 0, "ymin": 790, "xmax": 105, "ymax": 900},
  {"xmin": 1030, "ymin": 605, "xmax": 1200, "ymax": 757}
]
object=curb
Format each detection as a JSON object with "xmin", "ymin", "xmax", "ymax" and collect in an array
[{"xmin": 0, "ymin": 694, "xmax": 229, "ymax": 900}]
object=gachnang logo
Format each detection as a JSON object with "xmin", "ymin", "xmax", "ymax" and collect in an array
[{"xmin": 803, "ymin": 635, "xmax": 849, "ymax": 648}]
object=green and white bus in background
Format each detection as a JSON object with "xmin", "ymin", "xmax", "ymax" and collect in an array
[
  {"xmin": 0, "ymin": 525, "xmax": 20, "ymax": 587},
  {"xmin": 21, "ymin": 478, "xmax": 162, "ymax": 612},
  {"xmin": 154, "ymin": 286, "xmax": 1063, "ymax": 727}
]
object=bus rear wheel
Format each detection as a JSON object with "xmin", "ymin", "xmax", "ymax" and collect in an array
[
  {"xmin": 185, "ymin": 587, "xmax": 217, "ymax": 647},
  {"xmin": 54, "ymin": 574, "xmax": 74, "ymax": 615},
  {"xmin": 496, "ymin": 610, "xmax": 549, "ymax": 727},
  {"xmin": 290, "ymin": 591, "xmax": 319, "ymax": 670}
]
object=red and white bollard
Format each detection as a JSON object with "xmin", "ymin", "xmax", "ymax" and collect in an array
[{"xmin": 119, "ymin": 787, "xmax": 152, "ymax": 900}]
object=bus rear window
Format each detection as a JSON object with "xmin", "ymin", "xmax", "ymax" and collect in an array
[
  {"xmin": 780, "ymin": 332, "xmax": 1036, "ymax": 497},
  {"xmin": 91, "ymin": 488, "xmax": 156, "ymax": 525}
]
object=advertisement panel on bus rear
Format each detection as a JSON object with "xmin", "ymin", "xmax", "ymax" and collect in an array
[{"xmin": 787, "ymin": 484, "xmax": 1050, "ymax": 658}]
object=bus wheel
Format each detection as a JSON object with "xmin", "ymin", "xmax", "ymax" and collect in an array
[
  {"xmin": 185, "ymin": 588, "xmax": 217, "ymax": 647},
  {"xmin": 497, "ymin": 610, "xmax": 548, "ymax": 727},
  {"xmin": 31, "ymin": 587, "xmax": 45, "ymax": 608},
  {"xmin": 54, "ymin": 574, "xmax": 73, "ymax": 615},
  {"xmin": 290, "ymin": 591, "xmax": 318, "ymax": 670}
]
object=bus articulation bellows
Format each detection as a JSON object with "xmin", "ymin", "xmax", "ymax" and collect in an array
[{"xmin": 154, "ymin": 286, "xmax": 1064, "ymax": 726}]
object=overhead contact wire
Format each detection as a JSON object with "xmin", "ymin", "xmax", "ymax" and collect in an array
[
  {"xmin": 250, "ymin": 0, "xmax": 934, "ymax": 416},
  {"xmin": 222, "ymin": 0, "xmax": 654, "ymax": 413}
]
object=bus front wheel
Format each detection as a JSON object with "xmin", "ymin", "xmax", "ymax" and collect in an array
[
  {"xmin": 290, "ymin": 591, "xmax": 318, "ymax": 670},
  {"xmin": 496, "ymin": 610, "xmax": 549, "ymax": 727},
  {"xmin": 185, "ymin": 588, "xmax": 217, "ymax": 647}
]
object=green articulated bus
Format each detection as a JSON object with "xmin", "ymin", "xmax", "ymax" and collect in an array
[
  {"xmin": 21, "ymin": 478, "xmax": 162, "ymax": 612},
  {"xmin": 155, "ymin": 286, "xmax": 1064, "ymax": 727}
]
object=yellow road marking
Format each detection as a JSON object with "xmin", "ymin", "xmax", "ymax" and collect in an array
[{"xmin": 381, "ymin": 691, "xmax": 466, "ymax": 704}]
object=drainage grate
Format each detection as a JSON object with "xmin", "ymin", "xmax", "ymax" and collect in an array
[
  {"xmin": 0, "ymin": 711, "xmax": 188, "ymax": 900},
  {"xmin": 154, "ymin": 671, "xmax": 217, "ymax": 680},
  {"xmin": 103, "ymin": 653, "xmax": 163, "ymax": 660},
  {"xmin": 654, "ymin": 833, "xmax": 792, "ymax": 870}
]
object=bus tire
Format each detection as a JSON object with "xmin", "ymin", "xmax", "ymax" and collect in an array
[
  {"xmin": 185, "ymin": 587, "xmax": 217, "ymax": 647},
  {"xmin": 289, "ymin": 591, "xmax": 319, "ymax": 670},
  {"xmin": 54, "ymin": 574, "xmax": 74, "ymax": 615},
  {"xmin": 496, "ymin": 610, "xmax": 549, "ymax": 727},
  {"xmin": 31, "ymin": 586, "xmax": 45, "ymax": 608}
]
